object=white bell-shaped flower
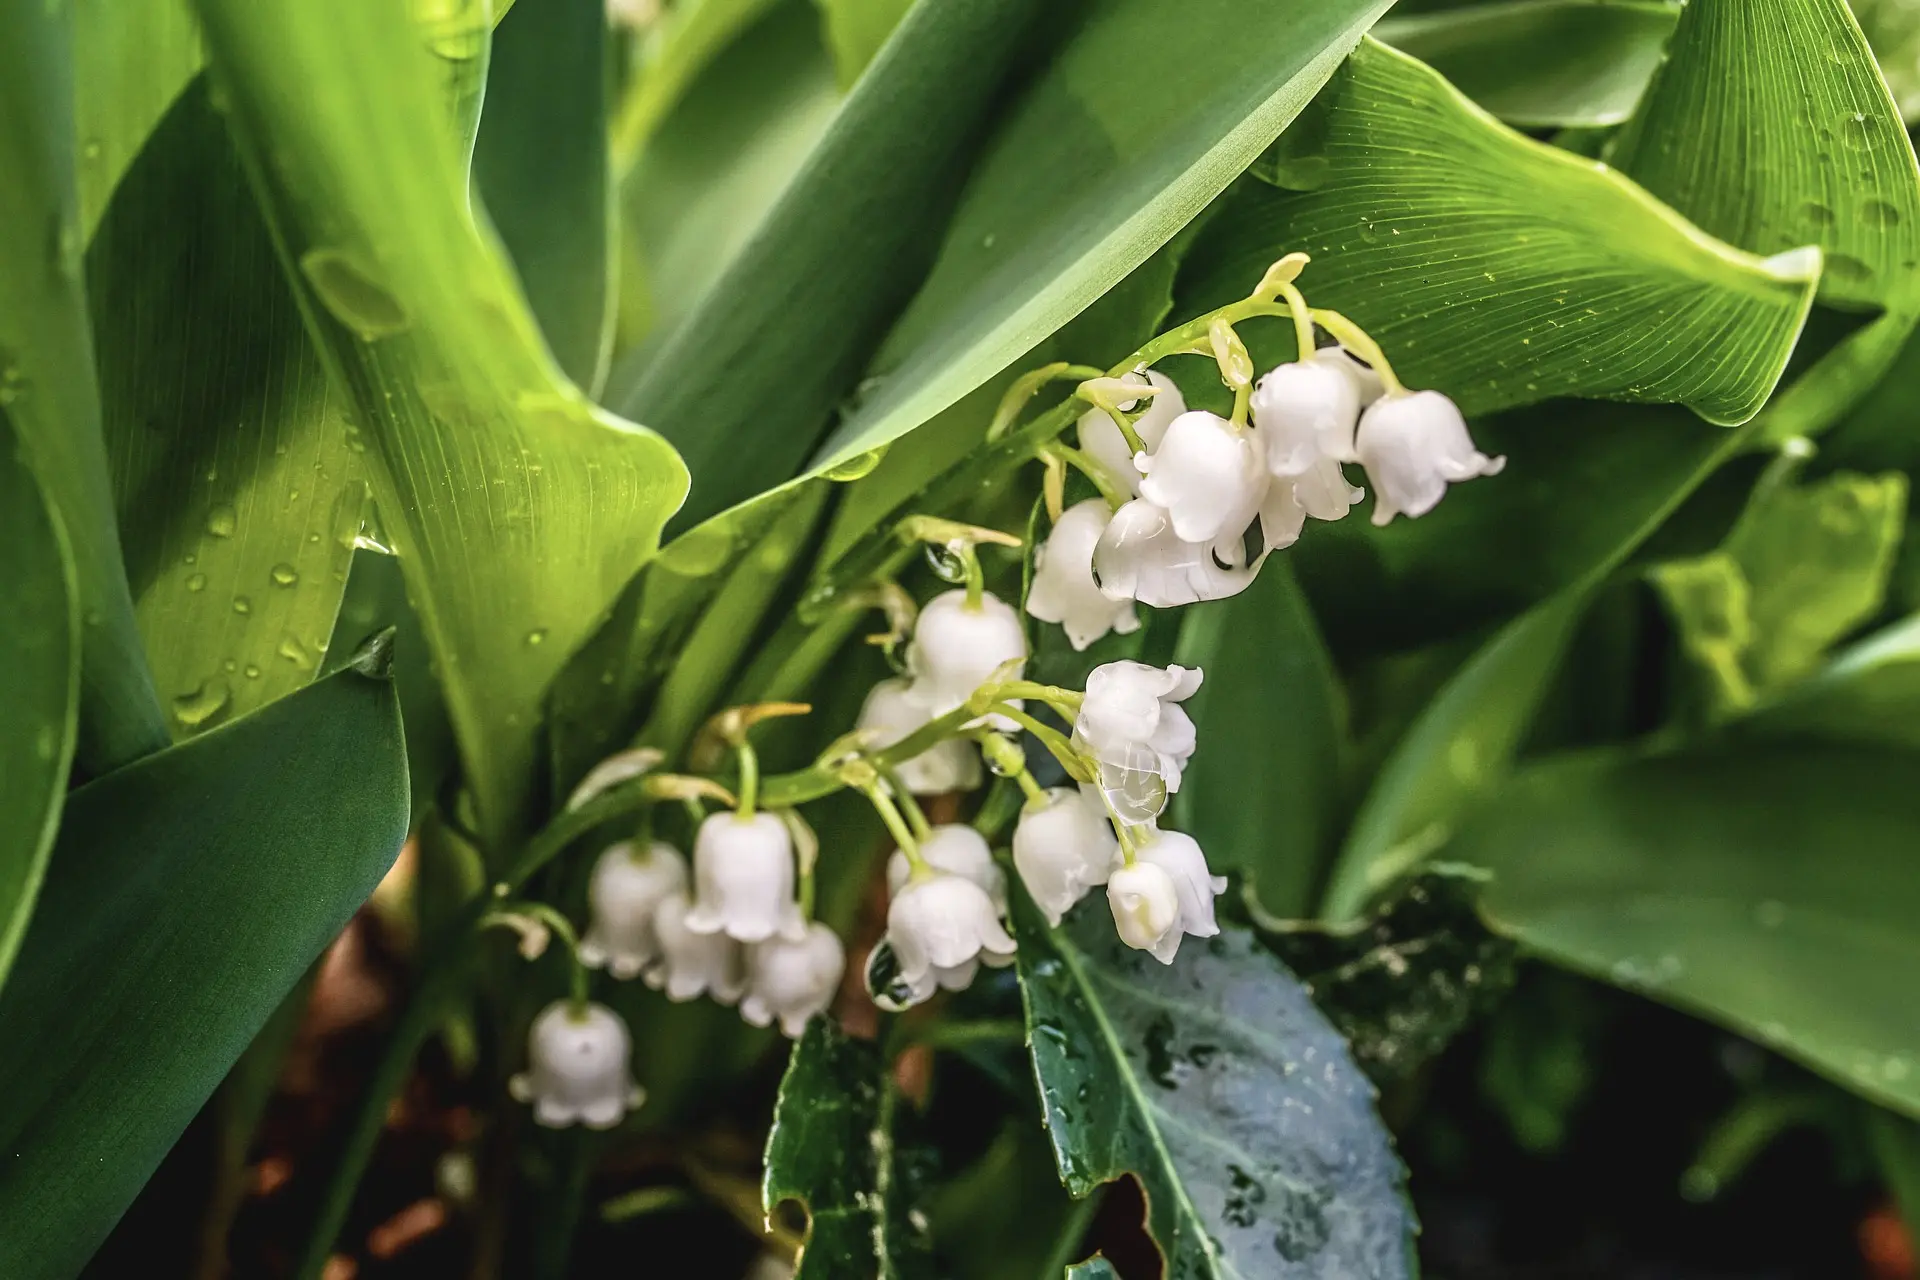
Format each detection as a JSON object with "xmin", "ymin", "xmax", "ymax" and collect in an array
[
  {"xmin": 509, "ymin": 1001, "xmax": 644, "ymax": 1129},
  {"xmin": 1251, "ymin": 349, "xmax": 1364, "ymax": 476},
  {"xmin": 1078, "ymin": 369, "xmax": 1185, "ymax": 496},
  {"xmin": 1354, "ymin": 390, "xmax": 1505, "ymax": 525},
  {"xmin": 1325, "ymin": 346, "xmax": 1387, "ymax": 406},
  {"xmin": 904, "ymin": 589, "xmax": 1028, "ymax": 715},
  {"xmin": 857, "ymin": 678, "xmax": 983, "ymax": 794},
  {"xmin": 580, "ymin": 840, "xmax": 688, "ymax": 980},
  {"xmin": 739, "ymin": 922, "xmax": 845, "ymax": 1038},
  {"xmin": 646, "ymin": 890, "xmax": 747, "ymax": 1003},
  {"xmin": 1135, "ymin": 828, "xmax": 1226, "ymax": 962},
  {"xmin": 1092, "ymin": 499, "xmax": 1258, "ymax": 609},
  {"xmin": 1027, "ymin": 499, "xmax": 1139, "ymax": 651},
  {"xmin": 886, "ymin": 869, "xmax": 1016, "ymax": 998},
  {"xmin": 1074, "ymin": 660, "xmax": 1203, "ymax": 824},
  {"xmin": 1012, "ymin": 785, "xmax": 1119, "ymax": 926},
  {"xmin": 887, "ymin": 823, "xmax": 1006, "ymax": 914},
  {"xmin": 1292, "ymin": 456, "xmax": 1365, "ymax": 523},
  {"xmin": 1106, "ymin": 862, "xmax": 1182, "ymax": 961},
  {"xmin": 1259, "ymin": 478, "xmax": 1307, "ymax": 553},
  {"xmin": 684, "ymin": 811, "xmax": 804, "ymax": 943},
  {"xmin": 1136, "ymin": 411, "xmax": 1267, "ymax": 545}
]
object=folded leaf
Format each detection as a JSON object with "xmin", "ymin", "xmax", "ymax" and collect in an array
[
  {"xmin": 1013, "ymin": 894, "xmax": 1416, "ymax": 1280},
  {"xmin": 0, "ymin": 639, "xmax": 408, "ymax": 1279}
]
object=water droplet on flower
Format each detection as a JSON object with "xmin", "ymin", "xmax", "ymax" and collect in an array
[
  {"xmin": 924, "ymin": 539, "xmax": 970, "ymax": 584},
  {"xmin": 172, "ymin": 677, "xmax": 231, "ymax": 728},
  {"xmin": 206, "ymin": 504, "xmax": 238, "ymax": 538}
]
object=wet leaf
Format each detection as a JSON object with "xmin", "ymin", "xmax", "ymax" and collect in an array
[
  {"xmin": 0, "ymin": 431, "xmax": 78, "ymax": 993},
  {"xmin": 1454, "ymin": 742, "xmax": 1920, "ymax": 1120},
  {"xmin": 763, "ymin": 1019, "xmax": 935, "ymax": 1279},
  {"xmin": 72, "ymin": 0, "xmax": 204, "ymax": 239},
  {"xmin": 1181, "ymin": 37, "xmax": 1818, "ymax": 428},
  {"xmin": 191, "ymin": 0, "xmax": 690, "ymax": 846},
  {"xmin": 0, "ymin": 643, "xmax": 408, "ymax": 1279},
  {"xmin": 1377, "ymin": 0, "xmax": 1678, "ymax": 128},
  {"xmin": 0, "ymin": 0, "xmax": 169, "ymax": 773},
  {"xmin": 1012, "ymin": 893, "xmax": 1416, "ymax": 1280},
  {"xmin": 1265, "ymin": 869, "xmax": 1519, "ymax": 1086},
  {"xmin": 91, "ymin": 83, "xmax": 365, "ymax": 740}
]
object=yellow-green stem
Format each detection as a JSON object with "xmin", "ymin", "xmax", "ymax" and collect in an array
[
  {"xmin": 734, "ymin": 740, "xmax": 759, "ymax": 818},
  {"xmin": 865, "ymin": 784, "xmax": 927, "ymax": 875},
  {"xmin": 1310, "ymin": 308, "xmax": 1405, "ymax": 395}
]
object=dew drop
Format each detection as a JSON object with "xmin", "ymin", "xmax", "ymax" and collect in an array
[
  {"xmin": 232, "ymin": 595, "xmax": 253, "ymax": 615},
  {"xmin": 1862, "ymin": 197, "xmax": 1904, "ymax": 228},
  {"xmin": 206, "ymin": 503, "xmax": 238, "ymax": 538},
  {"xmin": 185, "ymin": 572, "xmax": 208, "ymax": 593},
  {"xmin": 270, "ymin": 562, "xmax": 300, "ymax": 587},
  {"xmin": 525, "ymin": 628, "xmax": 548, "ymax": 647},
  {"xmin": 1825, "ymin": 253, "xmax": 1875, "ymax": 285},
  {"xmin": 278, "ymin": 633, "xmax": 315, "ymax": 669},
  {"xmin": 822, "ymin": 444, "xmax": 889, "ymax": 482},
  {"xmin": 244, "ymin": 663, "xmax": 262, "ymax": 679},
  {"xmin": 1799, "ymin": 200, "xmax": 1836, "ymax": 228},
  {"xmin": 300, "ymin": 247, "xmax": 411, "ymax": 340},
  {"xmin": 172, "ymin": 677, "xmax": 231, "ymax": 728},
  {"xmin": 80, "ymin": 137, "xmax": 103, "ymax": 162}
]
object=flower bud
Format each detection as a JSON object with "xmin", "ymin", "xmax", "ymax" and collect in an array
[
  {"xmin": 1136, "ymin": 411, "xmax": 1267, "ymax": 545},
  {"xmin": 740, "ymin": 923, "xmax": 846, "ymax": 1038},
  {"xmin": 886, "ymin": 869, "xmax": 1016, "ymax": 996},
  {"xmin": 1354, "ymin": 390, "xmax": 1505, "ymax": 525},
  {"xmin": 1013, "ymin": 786, "xmax": 1119, "ymax": 926},
  {"xmin": 1106, "ymin": 862, "xmax": 1182, "ymax": 960},
  {"xmin": 904, "ymin": 589, "xmax": 1028, "ymax": 715},
  {"xmin": 1251, "ymin": 351, "xmax": 1363, "ymax": 475},
  {"xmin": 887, "ymin": 824, "xmax": 1006, "ymax": 914},
  {"xmin": 1135, "ymin": 828, "xmax": 1226, "ymax": 962},
  {"xmin": 857, "ymin": 678, "xmax": 983, "ymax": 794},
  {"xmin": 509, "ymin": 1001, "xmax": 644, "ymax": 1129},
  {"xmin": 685, "ymin": 811, "xmax": 804, "ymax": 943},
  {"xmin": 1092, "ymin": 499, "xmax": 1258, "ymax": 609},
  {"xmin": 646, "ymin": 890, "xmax": 747, "ymax": 1003},
  {"xmin": 1077, "ymin": 369, "xmax": 1184, "ymax": 495},
  {"xmin": 1026, "ymin": 499, "xmax": 1140, "ymax": 651},
  {"xmin": 579, "ymin": 840, "xmax": 688, "ymax": 980}
]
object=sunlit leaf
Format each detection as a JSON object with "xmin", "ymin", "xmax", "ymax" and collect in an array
[{"xmin": 71, "ymin": 0, "xmax": 203, "ymax": 239}]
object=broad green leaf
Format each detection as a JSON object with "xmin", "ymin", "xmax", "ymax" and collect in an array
[
  {"xmin": 90, "ymin": 83, "xmax": 366, "ymax": 739},
  {"xmin": 1455, "ymin": 743, "xmax": 1920, "ymax": 1119},
  {"xmin": 812, "ymin": 0, "xmax": 912, "ymax": 88},
  {"xmin": 191, "ymin": 0, "xmax": 690, "ymax": 846},
  {"xmin": 609, "ymin": 0, "xmax": 788, "ymax": 165},
  {"xmin": 0, "ymin": 432, "xmax": 78, "ymax": 993},
  {"xmin": 1853, "ymin": 0, "xmax": 1920, "ymax": 122},
  {"xmin": 71, "ymin": 0, "xmax": 203, "ymax": 239},
  {"xmin": 0, "ymin": 0, "xmax": 169, "ymax": 773},
  {"xmin": 1377, "ymin": 0, "xmax": 1678, "ymax": 128},
  {"xmin": 1321, "ymin": 590, "xmax": 1589, "ymax": 921},
  {"xmin": 474, "ymin": 0, "xmax": 614, "ymax": 390},
  {"xmin": 763, "ymin": 1019, "xmax": 934, "ymax": 1279},
  {"xmin": 0, "ymin": 639, "xmax": 408, "ymax": 1278},
  {"xmin": 619, "ymin": 0, "xmax": 841, "ymax": 349},
  {"xmin": 1066, "ymin": 1261, "xmax": 1119, "ymax": 1280},
  {"xmin": 1173, "ymin": 561, "xmax": 1346, "ymax": 920},
  {"xmin": 612, "ymin": 0, "xmax": 1052, "ymax": 530},
  {"xmin": 1740, "ymin": 611, "xmax": 1920, "ymax": 747},
  {"xmin": 1180, "ymin": 37, "xmax": 1819, "ymax": 427},
  {"xmin": 1013, "ymin": 895, "xmax": 1417, "ymax": 1280},
  {"xmin": 1266, "ymin": 869, "xmax": 1519, "ymax": 1086},
  {"xmin": 808, "ymin": 0, "xmax": 1394, "ymax": 478}
]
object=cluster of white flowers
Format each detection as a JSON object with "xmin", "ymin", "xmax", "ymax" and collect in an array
[{"xmin": 1031, "ymin": 350, "xmax": 1501, "ymax": 650}]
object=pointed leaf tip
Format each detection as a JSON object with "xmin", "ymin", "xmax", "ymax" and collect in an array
[{"xmin": 346, "ymin": 627, "xmax": 399, "ymax": 680}]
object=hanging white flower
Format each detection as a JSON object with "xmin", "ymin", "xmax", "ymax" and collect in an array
[
  {"xmin": 1134, "ymin": 828, "xmax": 1226, "ymax": 962},
  {"xmin": 1073, "ymin": 660, "xmax": 1203, "ymax": 824},
  {"xmin": 646, "ymin": 890, "xmax": 747, "ymax": 1003},
  {"xmin": 1354, "ymin": 390, "xmax": 1505, "ymax": 525},
  {"xmin": 1012, "ymin": 785, "xmax": 1119, "ymax": 926},
  {"xmin": 856, "ymin": 678, "xmax": 983, "ymax": 794},
  {"xmin": 886, "ymin": 823, "xmax": 1007, "ymax": 914},
  {"xmin": 903, "ymin": 589, "xmax": 1029, "ymax": 715},
  {"xmin": 1251, "ymin": 348, "xmax": 1365, "ymax": 476},
  {"xmin": 1105, "ymin": 861, "xmax": 1182, "ymax": 961},
  {"xmin": 1292, "ymin": 456, "xmax": 1366, "ymax": 522},
  {"xmin": 579, "ymin": 840, "xmax": 688, "ymax": 980},
  {"xmin": 684, "ymin": 811, "xmax": 805, "ymax": 944},
  {"xmin": 886, "ymin": 869, "xmax": 1016, "ymax": 1002},
  {"xmin": 1077, "ymin": 369, "xmax": 1185, "ymax": 496},
  {"xmin": 1092, "ymin": 498, "xmax": 1258, "ymax": 609},
  {"xmin": 1026, "ymin": 498, "xmax": 1139, "ymax": 651},
  {"xmin": 739, "ymin": 922, "xmax": 845, "ymax": 1038},
  {"xmin": 1135, "ymin": 410, "xmax": 1268, "ymax": 546},
  {"xmin": 509, "ymin": 1001, "xmax": 645, "ymax": 1129}
]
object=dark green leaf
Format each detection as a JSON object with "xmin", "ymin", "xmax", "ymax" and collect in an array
[
  {"xmin": 0, "ymin": 641, "xmax": 408, "ymax": 1278},
  {"xmin": 1741, "ymin": 611, "xmax": 1920, "ymax": 746},
  {"xmin": 1174, "ymin": 560, "xmax": 1345, "ymax": 919},
  {"xmin": 0, "ymin": 430, "xmax": 78, "ymax": 992},
  {"xmin": 475, "ymin": 0, "xmax": 614, "ymax": 389},
  {"xmin": 1182, "ymin": 37, "xmax": 1818, "ymax": 427},
  {"xmin": 191, "ymin": 0, "xmax": 689, "ymax": 846},
  {"xmin": 0, "ymin": 0, "xmax": 169, "ymax": 773},
  {"xmin": 1013, "ymin": 894, "xmax": 1416, "ymax": 1280},
  {"xmin": 763, "ymin": 1019, "xmax": 934, "ymax": 1279},
  {"xmin": 1265, "ymin": 869, "xmax": 1519, "ymax": 1086},
  {"xmin": 1455, "ymin": 742, "xmax": 1920, "ymax": 1118},
  {"xmin": 91, "ymin": 83, "xmax": 365, "ymax": 739},
  {"xmin": 1377, "ymin": 0, "xmax": 1679, "ymax": 128}
]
